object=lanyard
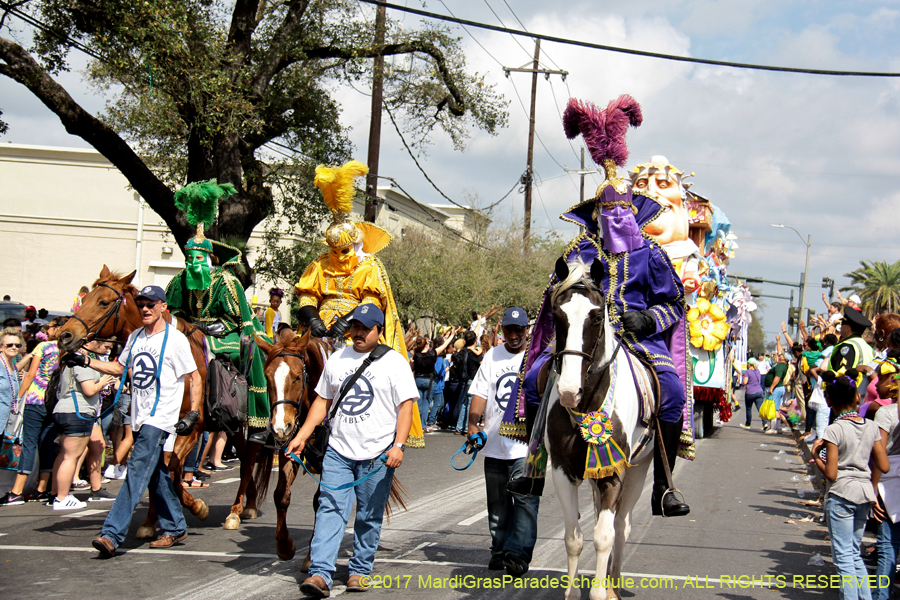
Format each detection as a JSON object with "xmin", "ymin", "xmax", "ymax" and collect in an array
[{"xmin": 148, "ymin": 322, "xmax": 169, "ymax": 417}]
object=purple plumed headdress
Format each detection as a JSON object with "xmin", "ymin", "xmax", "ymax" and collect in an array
[{"xmin": 562, "ymin": 95, "xmax": 644, "ymax": 253}]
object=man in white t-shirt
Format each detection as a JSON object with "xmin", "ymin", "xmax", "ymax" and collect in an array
[
  {"xmin": 69, "ymin": 286, "xmax": 201, "ymax": 557},
  {"xmin": 288, "ymin": 303, "xmax": 416, "ymax": 596},
  {"xmin": 467, "ymin": 307, "xmax": 537, "ymax": 578}
]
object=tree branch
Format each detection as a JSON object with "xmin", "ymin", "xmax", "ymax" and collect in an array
[
  {"xmin": 226, "ymin": 0, "xmax": 262, "ymax": 71},
  {"xmin": 303, "ymin": 41, "xmax": 466, "ymax": 116},
  {"xmin": 0, "ymin": 36, "xmax": 191, "ymax": 245},
  {"xmin": 249, "ymin": 0, "xmax": 311, "ymax": 100}
]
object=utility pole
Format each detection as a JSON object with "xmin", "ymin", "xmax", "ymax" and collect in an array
[
  {"xmin": 564, "ymin": 147, "xmax": 599, "ymax": 203},
  {"xmin": 365, "ymin": 0, "xmax": 386, "ymax": 223},
  {"xmin": 504, "ymin": 41, "xmax": 567, "ymax": 249}
]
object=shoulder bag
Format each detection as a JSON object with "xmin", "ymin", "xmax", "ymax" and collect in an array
[{"xmin": 302, "ymin": 344, "xmax": 391, "ymax": 473}]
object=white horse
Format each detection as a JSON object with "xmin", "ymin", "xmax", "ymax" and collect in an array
[{"xmin": 544, "ymin": 257, "xmax": 656, "ymax": 600}]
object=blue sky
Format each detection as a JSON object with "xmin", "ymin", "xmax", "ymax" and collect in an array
[{"xmin": 3, "ymin": 1, "xmax": 900, "ymax": 337}]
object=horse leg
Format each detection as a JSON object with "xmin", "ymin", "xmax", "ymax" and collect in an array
[
  {"xmin": 224, "ymin": 431, "xmax": 260, "ymax": 529},
  {"xmin": 607, "ymin": 458, "xmax": 652, "ymax": 600},
  {"xmin": 136, "ymin": 496, "xmax": 158, "ymax": 539},
  {"xmin": 172, "ymin": 430, "xmax": 209, "ymax": 521},
  {"xmin": 552, "ymin": 467, "xmax": 584, "ymax": 600},
  {"xmin": 274, "ymin": 456, "xmax": 299, "ymax": 561},
  {"xmin": 590, "ymin": 478, "xmax": 622, "ymax": 600}
]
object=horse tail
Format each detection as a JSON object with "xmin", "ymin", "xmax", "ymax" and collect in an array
[
  {"xmin": 384, "ymin": 476, "xmax": 409, "ymax": 523},
  {"xmin": 253, "ymin": 446, "xmax": 275, "ymax": 507}
]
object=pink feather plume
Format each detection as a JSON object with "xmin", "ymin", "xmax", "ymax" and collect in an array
[{"xmin": 562, "ymin": 94, "xmax": 642, "ymax": 167}]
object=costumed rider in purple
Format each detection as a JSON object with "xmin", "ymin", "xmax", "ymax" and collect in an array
[{"xmin": 501, "ymin": 95, "xmax": 691, "ymax": 517}]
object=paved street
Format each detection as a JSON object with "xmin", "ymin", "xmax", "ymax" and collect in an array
[{"xmin": 0, "ymin": 421, "xmax": 849, "ymax": 600}]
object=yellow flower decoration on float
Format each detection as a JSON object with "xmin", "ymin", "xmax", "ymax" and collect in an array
[{"xmin": 687, "ymin": 298, "xmax": 731, "ymax": 351}]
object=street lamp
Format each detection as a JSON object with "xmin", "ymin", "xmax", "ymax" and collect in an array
[{"xmin": 771, "ymin": 224, "xmax": 812, "ymax": 337}]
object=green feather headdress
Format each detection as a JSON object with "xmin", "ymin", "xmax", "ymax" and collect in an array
[{"xmin": 174, "ymin": 179, "xmax": 236, "ymax": 253}]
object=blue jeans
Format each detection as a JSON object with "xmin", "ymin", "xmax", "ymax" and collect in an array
[
  {"xmin": 769, "ymin": 387, "xmax": 785, "ymax": 429},
  {"xmin": 744, "ymin": 392, "xmax": 765, "ymax": 427},
  {"xmin": 308, "ymin": 446, "xmax": 395, "ymax": 588},
  {"xmin": 100, "ymin": 425, "xmax": 186, "ymax": 547},
  {"xmin": 825, "ymin": 494, "xmax": 873, "ymax": 600},
  {"xmin": 455, "ymin": 380, "xmax": 473, "ymax": 433},
  {"xmin": 875, "ymin": 514, "xmax": 900, "ymax": 600},
  {"xmin": 0, "ymin": 393, "xmax": 12, "ymax": 436},
  {"xmin": 184, "ymin": 431, "xmax": 208, "ymax": 473},
  {"xmin": 415, "ymin": 377, "xmax": 433, "ymax": 430},
  {"xmin": 427, "ymin": 392, "xmax": 445, "ymax": 427},
  {"xmin": 18, "ymin": 403, "xmax": 56, "ymax": 475},
  {"xmin": 484, "ymin": 457, "xmax": 540, "ymax": 562}
]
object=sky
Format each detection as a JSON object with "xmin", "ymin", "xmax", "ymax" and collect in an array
[{"xmin": 3, "ymin": 0, "xmax": 900, "ymax": 338}]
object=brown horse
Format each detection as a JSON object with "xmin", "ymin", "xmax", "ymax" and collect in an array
[
  {"xmin": 253, "ymin": 330, "xmax": 407, "ymax": 565},
  {"xmin": 57, "ymin": 266, "xmax": 210, "ymax": 534}
]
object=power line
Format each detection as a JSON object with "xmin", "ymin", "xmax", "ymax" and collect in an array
[
  {"xmin": 0, "ymin": 1, "xmax": 104, "ymax": 62},
  {"xmin": 357, "ymin": 0, "xmax": 900, "ymax": 77},
  {"xmin": 499, "ymin": 0, "xmax": 563, "ymax": 72},
  {"xmin": 482, "ymin": 0, "xmax": 533, "ymax": 61},
  {"xmin": 437, "ymin": 0, "xmax": 503, "ymax": 66}
]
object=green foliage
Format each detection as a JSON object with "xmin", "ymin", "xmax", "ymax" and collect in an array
[
  {"xmin": 840, "ymin": 260, "xmax": 900, "ymax": 317},
  {"xmin": 379, "ymin": 225, "xmax": 566, "ymax": 326}
]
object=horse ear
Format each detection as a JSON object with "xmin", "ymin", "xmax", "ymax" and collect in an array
[
  {"xmin": 254, "ymin": 334, "xmax": 274, "ymax": 357},
  {"xmin": 554, "ymin": 257, "xmax": 570, "ymax": 282},
  {"xmin": 279, "ymin": 329, "xmax": 296, "ymax": 344},
  {"xmin": 122, "ymin": 270, "xmax": 137, "ymax": 285},
  {"xmin": 99, "ymin": 264, "xmax": 110, "ymax": 279},
  {"xmin": 589, "ymin": 258, "xmax": 605, "ymax": 285},
  {"xmin": 294, "ymin": 327, "xmax": 311, "ymax": 352}
]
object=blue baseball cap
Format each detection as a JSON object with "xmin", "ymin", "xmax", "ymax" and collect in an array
[
  {"xmin": 136, "ymin": 285, "xmax": 167, "ymax": 303},
  {"xmin": 348, "ymin": 304, "xmax": 385, "ymax": 328},
  {"xmin": 501, "ymin": 307, "xmax": 528, "ymax": 327}
]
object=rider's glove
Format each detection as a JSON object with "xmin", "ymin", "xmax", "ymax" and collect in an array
[
  {"xmin": 621, "ymin": 310, "xmax": 656, "ymax": 336},
  {"xmin": 298, "ymin": 306, "xmax": 329, "ymax": 338},
  {"xmin": 175, "ymin": 411, "xmax": 200, "ymax": 436},
  {"xmin": 193, "ymin": 320, "xmax": 226, "ymax": 337},
  {"xmin": 61, "ymin": 353, "xmax": 88, "ymax": 368},
  {"xmin": 328, "ymin": 315, "xmax": 352, "ymax": 340}
]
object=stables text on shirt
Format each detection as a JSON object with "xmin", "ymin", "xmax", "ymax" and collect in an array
[{"xmin": 336, "ymin": 369, "xmax": 377, "ymax": 424}]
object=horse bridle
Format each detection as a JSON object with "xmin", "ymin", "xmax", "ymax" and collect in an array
[
  {"xmin": 269, "ymin": 351, "xmax": 309, "ymax": 443},
  {"xmin": 553, "ymin": 281, "xmax": 621, "ymax": 376},
  {"xmin": 69, "ymin": 282, "xmax": 132, "ymax": 347}
]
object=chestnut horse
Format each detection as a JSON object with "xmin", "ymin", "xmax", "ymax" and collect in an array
[
  {"xmin": 253, "ymin": 330, "xmax": 407, "ymax": 567},
  {"xmin": 58, "ymin": 265, "xmax": 264, "ymax": 536}
]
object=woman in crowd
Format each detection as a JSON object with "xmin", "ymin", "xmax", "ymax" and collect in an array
[
  {"xmin": 426, "ymin": 337, "xmax": 448, "ymax": 432},
  {"xmin": 0, "ymin": 327, "xmax": 23, "ymax": 435},
  {"xmin": 812, "ymin": 368, "xmax": 888, "ymax": 600},
  {"xmin": 739, "ymin": 358, "xmax": 765, "ymax": 430},
  {"xmin": 411, "ymin": 337, "xmax": 437, "ymax": 430},
  {"xmin": 51, "ymin": 339, "xmax": 116, "ymax": 510},
  {"xmin": 871, "ymin": 350, "xmax": 900, "ymax": 600},
  {"xmin": 0, "ymin": 317, "xmax": 67, "ymax": 506}
]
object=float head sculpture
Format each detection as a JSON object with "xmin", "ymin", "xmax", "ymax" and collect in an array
[
  {"xmin": 629, "ymin": 156, "xmax": 693, "ymax": 246},
  {"xmin": 563, "ymin": 95, "xmax": 643, "ymax": 253},
  {"xmin": 316, "ymin": 161, "xmax": 369, "ymax": 275},
  {"xmin": 174, "ymin": 179, "xmax": 237, "ymax": 290}
]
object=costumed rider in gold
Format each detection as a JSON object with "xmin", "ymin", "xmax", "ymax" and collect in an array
[
  {"xmin": 294, "ymin": 160, "xmax": 424, "ymax": 448},
  {"xmin": 165, "ymin": 180, "xmax": 270, "ymax": 431}
]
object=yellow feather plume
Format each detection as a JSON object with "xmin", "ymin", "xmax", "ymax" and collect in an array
[{"xmin": 315, "ymin": 160, "xmax": 369, "ymax": 216}]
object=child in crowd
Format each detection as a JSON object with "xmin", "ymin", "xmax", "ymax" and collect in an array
[{"xmin": 812, "ymin": 368, "xmax": 889, "ymax": 600}]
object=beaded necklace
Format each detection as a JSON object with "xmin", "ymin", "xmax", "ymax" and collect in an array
[
  {"xmin": 836, "ymin": 410, "xmax": 860, "ymax": 421},
  {"xmin": 1, "ymin": 353, "xmax": 16, "ymax": 401}
]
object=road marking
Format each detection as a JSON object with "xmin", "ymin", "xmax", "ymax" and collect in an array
[
  {"xmin": 214, "ymin": 478, "xmax": 241, "ymax": 484},
  {"xmin": 0, "ymin": 533, "xmax": 6, "ymax": 537},
  {"xmin": 395, "ymin": 541, "xmax": 434, "ymax": 559},
  {"xmin": 457, "ymin": 509, "xmax": 488, "ymax": 526},
  {"xmin": 69, "ymin": 509, "xmax": 109, "ymax": 518},
  {"xmin": 0, "ymin": 545, "xmax": 277, "ymax": 559}
]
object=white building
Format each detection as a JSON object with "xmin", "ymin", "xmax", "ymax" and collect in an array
[{"xmin": 0, "ymin": 143, "xmax": 487, "ymax": 314}]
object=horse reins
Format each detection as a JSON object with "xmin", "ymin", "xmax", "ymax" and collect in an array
[{"xmin": 69, "ymin": 282, "xmax": 132, "ymax": 346}]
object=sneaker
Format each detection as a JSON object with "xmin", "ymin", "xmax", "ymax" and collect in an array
[
  {"xmin": 100, "ymin": 477, "xmax": 111, "ymax": 484},
  {"xmin": 89, "ymin": 488, "xmax": 117, "ymax": 502},
  {"xmin": 804, "ymin": 433, "xmax": 817, "ymax": 444},
  {"xmin": 739, "ymin": 424, "xmax": 751, "ymax": 430},
  {"xmin": 25, "ymin": 490, "xmax": 52, "ymax": 503},
  {"xmin": 72, "ymin": 479, "xmax": 90, "ymax": 489},
  {"xmin": 53, "ymin": 495, "xmax": 87, "ymax": 511},
  {"xmin": 503, "ymin": 551, "xmax": 529, "ymax": 578},
  {"xmin": 0, "ymin": 491, "xmax": 25, "ymax": 506},
  {"xmin": 103, "ymin": 464, "xmax": 118, "ymax": 479},
  {"xmin": 114, "ymin": 465, "xmax": 127, "ymax": 480}
]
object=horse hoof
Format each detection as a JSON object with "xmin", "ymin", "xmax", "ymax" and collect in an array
[
  {"xmin": 224, "ymin": 514, "xmax": 241, "ymax": 530},
  {"xmin": 135, "ymin": 525, "xmax": 156, "ymax": 539},
  {"xmin": 276, "ymin": 540, "xmax": 296, "ymax": 561},
  {"xmin": 193, "ymin": 500, "xmax": 209, "ymax": 521},
  {"xmin": 242, "ymin": 507, "xmax": 259, "ymax": 519}
]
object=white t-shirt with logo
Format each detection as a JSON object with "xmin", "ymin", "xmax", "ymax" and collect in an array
[
  {"xmin": 119, "ymin": 323, "xmax": 197, "ymax": 434},
  {"xmin": 314, "ymin": 345, "xmax": 418, "ymax": 461},
  {"xmin": 468, "ymin": 345, "xmax": 527, "ymax": 460}
]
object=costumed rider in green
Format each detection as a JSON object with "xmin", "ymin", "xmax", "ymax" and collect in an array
[{"xmin": 164, "ymin": 180, "xmax": 270, "ymax": 430}]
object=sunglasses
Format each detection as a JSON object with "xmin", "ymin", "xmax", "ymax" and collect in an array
[
  {"xmin": 135, "ymin": 301, "xmax": 159, "ymax": 310},
  {"xmin": 3, "ymin": 343, "xmax": 22, "ymax": 349}
]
